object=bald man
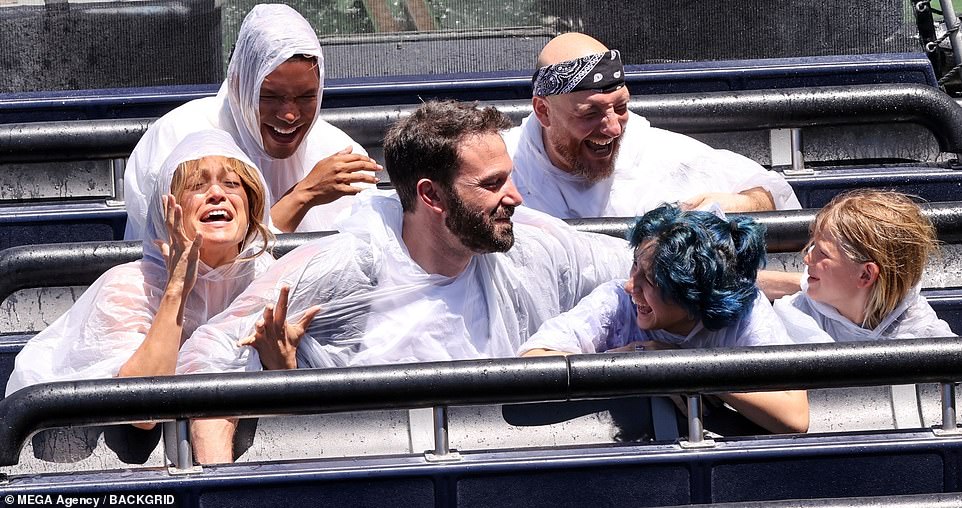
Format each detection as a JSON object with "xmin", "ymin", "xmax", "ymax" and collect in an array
[{"xmin": 503, "ymin": 33, "xmax": 800, "ymax": 218}]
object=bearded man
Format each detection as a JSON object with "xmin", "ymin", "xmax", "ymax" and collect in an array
[
  {"xmin": 504, "ymin": 33, "xmax": 800, "ymax": 218},
  {"xmin": 178, "ymin": 100, "xmax": 632, "ymax": 462}
]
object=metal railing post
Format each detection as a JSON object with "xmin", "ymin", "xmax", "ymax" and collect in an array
[
  {"xmin": 433, "ymin": 405, "xmax": 449, "ymax": 456},
  {"xmin": 109, "ymin": 157, "xmax": 126, "ymax": 205},
  {"xmin": 424, "ymin": 405, "xmax": 460, "ymax": 462},
  {"xmin": 687, "ymin": 394, "xmax": 703, "ymax": 443},
  {"xmin": 790, "ymin": 127, "xmax": 805, "ymax": 173},
  {"xmin": 166, "ymin": 419, "xmax": 202, "ymax": 474},
  {"xmin": 942, "ymin": 382, "xmax": 958, "ymax": 432},
  {"xmin": 679, "ymin": 394, "xmax": 715, "ymax": 449}
]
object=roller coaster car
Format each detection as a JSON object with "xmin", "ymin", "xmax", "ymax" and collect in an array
[{"xmin": 3, "ymin": 2, "xmax": 962, "ymax": 506}]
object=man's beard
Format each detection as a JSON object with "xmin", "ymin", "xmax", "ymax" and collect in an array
[
  {"xmin": 444, "ymin": 190, "xmax": 515, "ymax": 253},
  {"xmin": 548, "ymin": 131, "xmax": 621, "ymax": 184}
]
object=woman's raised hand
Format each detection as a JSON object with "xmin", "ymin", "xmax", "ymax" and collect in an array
[{"xmin": 154, "ymin": 194, "xmax": 203, "ymax": 325}]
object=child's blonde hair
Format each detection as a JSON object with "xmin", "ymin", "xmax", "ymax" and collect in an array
[{"xmin": 810, "ymin": 189, "xmax": 937, "ymax": 328}]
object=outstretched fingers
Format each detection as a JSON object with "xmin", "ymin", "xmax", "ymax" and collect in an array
[
  {"xmin": 297, "ymin": 305, "xmax": 321, "ymax": 330},
  {"xmin": 273, "ymin": 285, "xmax": 291, "ymax": 326}
]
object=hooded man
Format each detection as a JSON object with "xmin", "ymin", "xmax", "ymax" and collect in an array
[{"xmin": 124, "ymin": 4, "xmax": 381, "ymax": 237}]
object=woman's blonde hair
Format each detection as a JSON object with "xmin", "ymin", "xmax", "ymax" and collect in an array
[
  {"xmin": 811, "ymin": 189, "xmax": 937, "ymax": 328},
  {"xmin": 170, "ymin": 156, "xmax": 273, "ymax": 260}
]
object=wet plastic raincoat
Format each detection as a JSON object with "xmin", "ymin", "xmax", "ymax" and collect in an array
[
  {"xmin": 6, "ymin": 130, "xmax": 274, "ymax": 396},
  {"xmin": 124, "ymin": 4, "xmax": 368, "ymax": 238},
  {"xmin": 504, "ymin": 111, "xmax": 801, "ymax": 218},
  {"xmin": 177, "ymin": 193, "xmax": 632, "ymax": 373}
]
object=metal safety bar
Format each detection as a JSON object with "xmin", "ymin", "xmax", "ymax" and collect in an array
[
  {"xmin": 2, "ymin": 337, "xmax": 961, "ymax": 467},
  {"xmin": 5, "ymin": 203, "xmax": 962, "ymax": 303},
  {"xmin": 3, "ymin": 84, "xmax": 962, "ymax": 163}
]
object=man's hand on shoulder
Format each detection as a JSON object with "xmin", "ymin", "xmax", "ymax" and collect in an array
[
  {"xmin": 237, "ymin": 286, "xmax": 322, "ymax": 371},
  {"xmin": 683, "ymin": 187, "xmax": 775, "ymax": 212}
]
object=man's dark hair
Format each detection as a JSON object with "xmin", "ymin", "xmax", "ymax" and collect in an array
[{"xmin": 384, "ymin": 100, "xmax": 514, "ymax": 212}]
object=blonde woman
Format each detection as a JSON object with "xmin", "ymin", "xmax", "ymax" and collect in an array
[
  {"xmin": 774, "ymin": 189, "xmax": 954, "ymax": 342},
  {"xmin": 6, "ymin": 130, "xmax": 274, "ymax": 397}
]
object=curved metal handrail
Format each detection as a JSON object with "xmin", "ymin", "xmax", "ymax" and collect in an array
[
  {"xmin": 1, "ymin": 338, "xmax": 961, "ymax": 466},
  {"xmin": 2, "ymin": 203, "xmax": 962, "ymax": 302},
  {"xmin": 2, "ymin": 84, "xmax": 962, "ymax": 162}
]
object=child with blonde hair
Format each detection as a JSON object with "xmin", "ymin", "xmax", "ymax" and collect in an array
[{"xmin": 774, "ymin": 189, "xmax": 953, "ymax": 342}]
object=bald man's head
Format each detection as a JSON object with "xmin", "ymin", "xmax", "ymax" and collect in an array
[
  {"xmin": 537, "ymin": 33, "xmax": 609, "ymax": 68},
  {"xmin": 530, "ymin": 33, "xmax": 628, "ymax": 184}
]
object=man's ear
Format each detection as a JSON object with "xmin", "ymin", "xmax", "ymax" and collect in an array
[
  {"xmin": 416, "ymin": 179, "xmax": 445, "ymax": 214},
  {"xmin": 858, "ymin": 262, "xmax": 880, "ymax": 288},
  {"xmin": 532, "ymin": 96, "xmax": 551, "ymax": 128}
]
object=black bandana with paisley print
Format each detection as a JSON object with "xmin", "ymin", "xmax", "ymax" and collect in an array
[{"xmin": 531, "ymin": 49, "xmax": 625, "ymax": 96}]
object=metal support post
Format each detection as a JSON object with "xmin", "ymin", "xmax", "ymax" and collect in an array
[
  {"xmin": 166, "ymin": 419, "xmax": 202, "ymax": 474},
  {"xmin": 424, "ymin": 406, "xmax": 461, "ymax": 462},
  {"xmin": 943, "ymin": 382, "xmax": 958, "ymax": 432},
  {"xmin": 687, "ymin": 394, "xmax": 703, "ymax": 443},
  {"xmin": 109, "ymin": 158, "xmax": 126, "ymax": 206},
  {"xmin": 433, "ymin": 405, "xmax": 449, "ymax": 456},
  {"xmin": 679, "ymin": 394, "xmax": 715, "ymax": 449},
  {"xmin": 942, "ymin": 0, "xmax": 962, "ymax": 69},
  {"xmin": 790, "ymin": 128, "xmax": 805, "ymax": 173}
]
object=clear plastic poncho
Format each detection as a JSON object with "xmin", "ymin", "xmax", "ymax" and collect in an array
[
  {"xmin": 518, "ymin": 280, "xmax": 796, "ymax": 355},
  {"xmin": 123, "ymin": 4, "xmax": 369, "ymax": 238},
  {"xmin": 772, "ymin": 272, "xmax": 955, "ymax": 343},
  {"xmin": 6, "ymin": 130, "xmax": 274, "ymax": 396},
  {"xmin": 177, "ymin": 193, "xmax": 632, "ymax": 374},
  {"xmin": 503, "ymin": 111, "xmax": 801, "ymax": 218}
]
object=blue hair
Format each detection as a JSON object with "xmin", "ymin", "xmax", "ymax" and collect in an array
[{"xmin": 627, "ymin": 204, "xmax": 767, "ymax": 331}]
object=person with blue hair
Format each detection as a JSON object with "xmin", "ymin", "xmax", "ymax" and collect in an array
[{"xmin": 520, "ymin": 203, "xmax": 809, "ymax": 434}]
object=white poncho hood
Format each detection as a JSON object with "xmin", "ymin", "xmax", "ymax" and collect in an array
[
  {"xmin": 124, "ymin": 4, "xmax": 366, "ymax": 237},
  {"xmin": 6, "ymin": 130, "xmax": 274, "ymax": 396},
  {"xmin": 772, "ymin": 271, "xmax": 955, "ymax": 343},
  {"xmin": 225, "ymin": 3, "xmax": 323, "ymax": 179}
]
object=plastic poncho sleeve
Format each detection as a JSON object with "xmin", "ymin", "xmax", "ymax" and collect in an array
[
  {"xmin": 510, "ymin": 207, "xmax": 633, "ymax": 311},
  {"xmin": 682, "ymin": 148, "xmax": 801, "ymax": 210},
  {"xmin": 177, "ymin": 234, "xmax": 374, "ymax": 374},
  {"xmin": 519, "ymin": 280, "xmax": 643, "ymax": 354},
  {"xmin": 5, "ymin": 263, "xmax": 160, "ymax": 396}
]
